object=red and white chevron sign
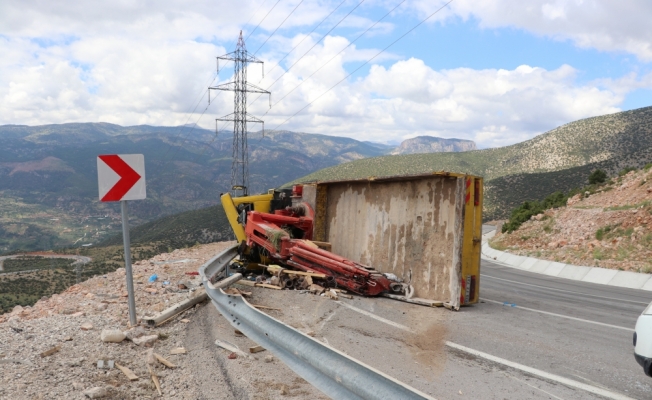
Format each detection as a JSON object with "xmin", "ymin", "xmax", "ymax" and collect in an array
[{"xmin": 97, "ymin": 154, "xmax": 146, "ymax": 202}]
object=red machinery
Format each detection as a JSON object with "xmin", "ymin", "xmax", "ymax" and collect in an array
[{"xmin": 242, "ymin": 203, "xmax": 398, "ymax": 297}]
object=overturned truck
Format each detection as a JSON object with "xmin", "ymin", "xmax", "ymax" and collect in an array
[{"xmin": 221, "ymin": 172, "xmax": 483, "ymax": 309}]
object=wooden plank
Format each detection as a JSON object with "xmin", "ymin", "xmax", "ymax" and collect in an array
[
  {"xmin": 153, "ymin": 353, "xmax": 176, "ymax": 368},
  {"xmin": 236, "ymin": 280, "xmax": 256, "ymax": 287},
  {"xmin": 115, "ymin": 363, "xmax": 139, "ymax": 381},
  {"xmin": 40, "ymin": 345, "xmax": 61, "ymax": 358},
  {"xmin": 148, "ymin": 365, "xmax": 162, "ymax": 395},
  {"xmin": 215, "ymin": 339, "xmax": 248, "ymax": 357},
  {"xmin": 281, "ymin": 270, "xmax": 327, "ymax": 279},
  {"xmin": 170, "ymin": 347, "xmax": 187, "ymax": 355},
  {"xmin": 255, "ymin": 283, "xmax": 283, "ymax": 290},
  {"xmin": 249, "ymin": 345, "xmax": 266, "ymax": 353}
]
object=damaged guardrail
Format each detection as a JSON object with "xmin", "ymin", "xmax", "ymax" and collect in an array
[{"xmin": 199, "ymin": 244, "xmax": 435, "ymax": 400}]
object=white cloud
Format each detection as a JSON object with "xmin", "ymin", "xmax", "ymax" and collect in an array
[
  {"xmin": 0, "ymin": 0, "xmax": 647, "ymax": 149},
  {"xmin": 415, "ymin": 0, "xmax": 652, "ymax": 62}
]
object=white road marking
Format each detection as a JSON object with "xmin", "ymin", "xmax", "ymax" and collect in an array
[
  {"xmin": 445, "ymin": 341, "xmax": 635, "ymax": 400},
  {"xmin": 338, "ymin": 297, "xmax": 633, "ymax": 400},
  {"xmin": 506, "ymin": 373, "xmax": 564, "ymax": 400},
  {"xmin": 336, "ymin": 301, "xmax": 413, "ymax": 332},
  {"xmin": 481, "ymin": 274, "xmax": 650, "ymax": 305},
  {"xmin": 481, "ymin": 298, "xmax": 634, "ymax": 332}
]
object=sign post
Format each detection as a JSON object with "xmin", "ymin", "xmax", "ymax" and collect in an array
[{"xmin": 97, "ymin": 154, "xmax": 146, "ymax": 327}]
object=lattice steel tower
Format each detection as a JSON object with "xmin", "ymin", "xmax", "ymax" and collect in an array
[{"xmin": 209, "ymin": 31, "xmax": 271, "ymax": 196}]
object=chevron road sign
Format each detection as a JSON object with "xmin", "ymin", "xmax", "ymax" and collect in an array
[{"xmin": 97, "ymin": 154, "xmax": 146, "ymax": 202}]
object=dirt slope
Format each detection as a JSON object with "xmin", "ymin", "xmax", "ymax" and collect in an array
[{"xmin": 490, "ymin": 168, "xmax": 652, "ymax": 272}]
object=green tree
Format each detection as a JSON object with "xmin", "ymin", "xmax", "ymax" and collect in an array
[{"xmin": 588, "ymin": 169, "xmax": 607, "ymax": 185}]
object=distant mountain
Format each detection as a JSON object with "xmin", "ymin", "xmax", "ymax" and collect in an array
[
  {"xmin": 390, "ymin": 136, "xmax": 476, "ymax": 155},
  {"xmin": 0, "ymin": 124, "xmax": 386, "ymax": 252},
  {"xmin": 289, "ymin": 106, "xmax": 652, "ymax": 220}
]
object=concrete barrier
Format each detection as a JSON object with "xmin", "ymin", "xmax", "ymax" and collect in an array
[{"xmin": 481, "ymin": 228, "xmax": 652, "ymax": 292}]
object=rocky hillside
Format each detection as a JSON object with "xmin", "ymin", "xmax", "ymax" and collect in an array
[
  {"xmin": 390, "ymin": 136, "xmax": 476, "ymax": 155},
  {"xmin": 289, "ymin": 106, "xmax": 652, "ymax": 219},
  {"xmin": 490, "ymin": 166, "xmax": 652, "ymax": 272}
]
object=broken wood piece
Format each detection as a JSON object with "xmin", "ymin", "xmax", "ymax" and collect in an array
[
  {"xmin": 309, "ymin": 284, "xmax": 325, "ymax": 295},
  {"xmin": 327, "ymin": 289, "xmax": 338, "ymax": 300},
  {"xmin": 215, "ymin": 339, "xmax": 248, "ymax": 357},
  {"xmin": 170, "ymin": 347, "xmax": 187, "ymax": 355},
  {"xmin": 234, "ymin": 329, "xmax": 244, "ymax": 337},
  {"xmin": 142, "ymin": 288, "xmax": 207, "ymax": 327},
  {"xmin": 40, "ymin": 345, "xmax": 61, "ymax": 358},
  {"xmin": 340, "ymin": 294, "xmax": 353, "ymax": 299},
  {"xmin": 331, "ymin": 288, "xmax": 347, "ymax": 293},
  {"xmin": 148, "ymin": 365, "xmax": 162, "ymax": 395},
  {"xmin": 236, "ymin": 279, "xmax": 256, "ymax": 287},
  {"xmin": 309, "ymin": 240, "xmax": 332, "ymax": 251},
  {"xmin": 281, "ymin": 270, "xmax": 327, "ymax": 279},
  {"xmin": 255, "ymin": 283, "xmax": 282, "ymax": 290},
  {"xmin": 251, "ymin": 304, "xmax": 282, "ymax": 311},
  {"xmin": 115, "ymin": 363, "xmax": 139, "ymax": 381},
  {"xmin": 249, "ymin": 345, "xmax": 266, "ymax": 353},
  {"xmin": 153, "ymin": 353, "xmax": 176, "ymax": 368}
]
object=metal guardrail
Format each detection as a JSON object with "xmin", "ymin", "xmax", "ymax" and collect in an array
[{"xmin": 199, "ymin": 244, "xmax": 435, "ymax": 400}]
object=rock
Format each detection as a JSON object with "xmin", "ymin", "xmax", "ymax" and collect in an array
[
  {"xmin": 264, "ymin": 355, "xmax": 274, "ymax": 363},
  {"xmin": 72, "ymin": 382, "xmax": 84, "ymax": 391},
  {"xmin": 96, "ymin": 303, "xmax": 108, "ymax": 311},
  {"xmin": 11, "ymin": 305, "xmax": 24, "ymax": 315},
  {"xmin": 81, "ymin": 322, "xmax": 94, "ymax": 331},
  {"xmin": 146, "ymin": 348, "xmax": 156, "ymax": 365},
  {"xmin": 83, "ymin": 386, "xmax": 107, "ymax": 398},
  {"xmin": 100, "ymin": 329, "xmax": 126, "ymax": 343},
  {"xmin": 71, "ymin": 312, "xmax": 85, "ymax": 318},
  {"xmin": 132, "ymin": 335, "xmax": 158, "ymax": 346},
  {"xmin": 228, "ymin": 352, "xmax": 237, "ymax": 359},
  {"xmin": 124, "ymin": 326, "xmax": 147, "ymax": 341}
]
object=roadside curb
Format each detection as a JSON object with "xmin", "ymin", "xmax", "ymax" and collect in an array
[{"xmin": 481, "ymin": 230, "xmax": 652, "ymax": 292}]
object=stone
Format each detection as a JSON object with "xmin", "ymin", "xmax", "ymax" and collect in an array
[
  {"xmin": 132, "ymin": 335, "xmax": 158, "ymax": 346},
  {"xmin": 264, "ymin": 355, "xmax": 274, "ymax": 363},
  {"xmin": 124, "ymin": 326, "xmax": 147, "ymax": 341},
  {"xmin": 81, "ymin": 322, "xmax": 94, "ymax": 331},
  {"xmin": 72, "ymin": 382, "xmax": 84, "ymax": 390},
  {"xmin": 11, "ymin": 305, "xmax": 23, "ymax": 315},
  {"xmin": 83, "ymin": 386, "xmax": 107, "ymax": 398},
  {"xmin": 146, "ymin": 349, "xmax": 156, "ymax": 365},
  {"xmin": 71, "ymin": 312, "xmax": 85, "ymax": 318},
  {"xmin": 96, "ymin": 303, "xmax": 108, "ymax": 311},
  {"xmin": 100, "ymin": 329, "xmax": 126, "ymax": 343}
]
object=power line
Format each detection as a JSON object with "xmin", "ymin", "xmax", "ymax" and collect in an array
[
  {"xmin": 264, "ymin": 0, "xmax": 407, "ymax": 110},
  {"xmin": 245, "ymin": 0, "xmax": 282, "ymax": 43},
  {"xmin": 266, "ymin": 0, "xmax": 456, "ymax": 133},
  {"xmin": 244, "ymin": 0, "xmax": 270, "ymax": 28},
  {"xmin": 257, "ymin": 0, "xmax": 366, "ymax": 92},
  {"xmin": 253, "ymin": 0, "xmax": 306, "ymax": 56},
  {"xmin": 260, "ymin": 0, "xmax": 348, "ymax": 81}
]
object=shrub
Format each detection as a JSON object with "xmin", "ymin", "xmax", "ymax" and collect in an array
[
  {"xmin": 619, "ymin": 166, "xmax": 636, "ymax": 176},
  {"xmin": 588, "ymin": 169, "xmax": 607, "ymax": 185}
]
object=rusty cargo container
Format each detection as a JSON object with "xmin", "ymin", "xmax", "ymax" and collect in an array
[{"xmin": 299, "ymin": 172, "xmax": 483, "ymax": 309}]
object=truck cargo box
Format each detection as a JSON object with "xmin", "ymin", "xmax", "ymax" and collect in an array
[{"xmin": 299, "ymin": 172, "xmax": 483, "ymax": 309}]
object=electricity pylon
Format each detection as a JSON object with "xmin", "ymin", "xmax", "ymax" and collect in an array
[{"xmin": 209, "ymin": 31, "xmax": 271, "ymax": 196}]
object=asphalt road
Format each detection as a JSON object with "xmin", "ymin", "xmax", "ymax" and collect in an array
[{"xmin": 199, "ymin": 225, "xmax": 652, "ymax": 399}]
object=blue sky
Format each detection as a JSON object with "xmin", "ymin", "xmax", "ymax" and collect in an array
[{"xmin": 1, "ymin": 0, "xmax": 651, "ymax": 148}]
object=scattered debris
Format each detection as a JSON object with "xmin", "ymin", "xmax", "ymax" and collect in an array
[
  {"xmin": 132, "ymin": 335, "xmax": 158, "ymax": 347},
  {"xmin": 83, "ymin": 386, "xmax": 108, "ymax": 399},
  {"xmin": 40, "ymin": 345, "xmax": 61, "ymax": 358},
  {"xmin": 148, "ymin": 365, "xmax": 162, "ymax": 395},
  {"xmin": 100, "ymin": 329, "xmax": 126, "ymax": 343},
  {"xmin": 264, "ymin": 355, "xmax": 274, "ymax": 363},
  {"xmin": 249, "ymin": 345, "xmax": 266, "ymax": 353},
  {"xmin": 115, "ymin": 363, "xmax": 139, "ymax": 381},
  {"xmin": 154, "ymin": 353, "xmax": 176, "ymax": 368},
  {"xmin": 170, "ymin": 347, "xmax": 187, "ymax": 355},
  {"xmin": 215, "ymin": 339, "xmax": 248, "ymax": 357}
]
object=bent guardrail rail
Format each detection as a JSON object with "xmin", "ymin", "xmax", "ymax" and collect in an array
[{"xmin": 199, "ymin": 244, "xmax": 435, "ymax": 400}]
